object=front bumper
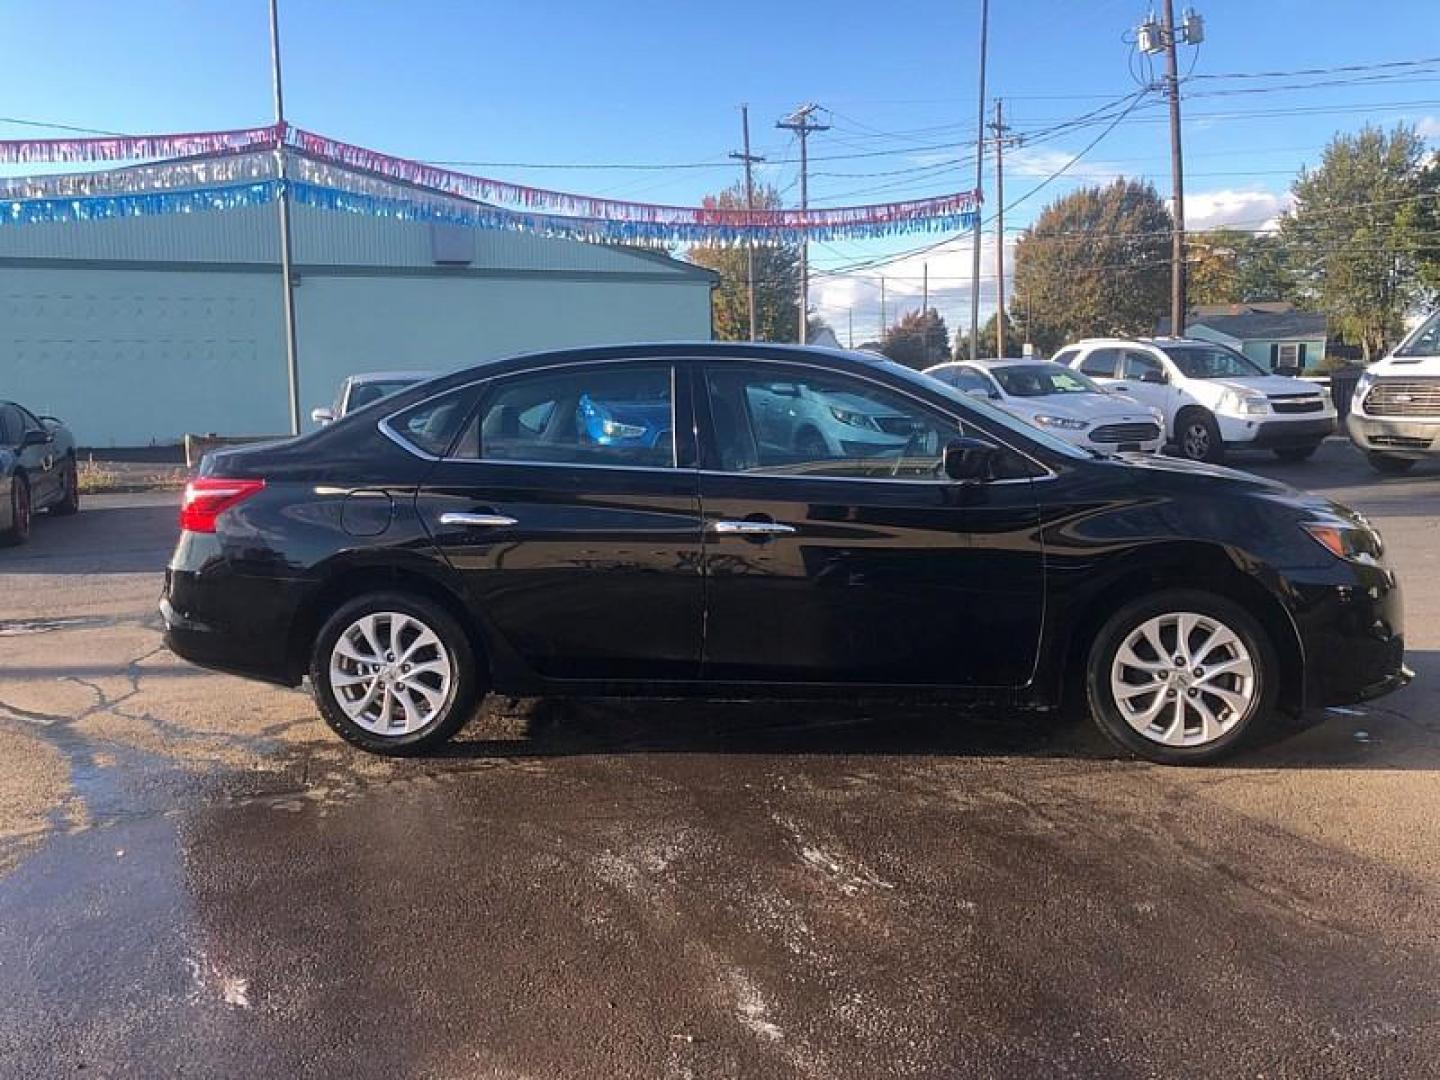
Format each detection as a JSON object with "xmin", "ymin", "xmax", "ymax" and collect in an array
[
  {"xmin": 1346, "ymin": 412, "xmax": 1440, "ymax": 458},
  {"xmin": 1217, "ymin": 415, "xmax": 1337, "ymax": 448},
  {"xmin": 1293, "ymin": 562, "xmax": 1409, "ymax": 708}
]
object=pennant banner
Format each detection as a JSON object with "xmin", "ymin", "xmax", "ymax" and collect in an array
[
  {"xmin": 0, "ymin": 125, "xmax": 280, "ymax": 165},
  {"xmin": 287, "ymin": 127, "xmax": 980, "ymax": 228},
  {"xmin": 0, "ymin": 151, "xmax": 277, "ymax": 199},
  {"xmin": 0, "ymin": 180, "xmax": 279, "ymax": 227},
  {"xmin": 287, "ymin": 180, "xmax": 979, "ymax": 244}
]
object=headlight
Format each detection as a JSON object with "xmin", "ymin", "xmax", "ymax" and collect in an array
[
  {"xmin": 1219, "ymin": 390, "xmax": 1269, "ymax": 416},
  {"xmin": 1032, "ymin": 415, "xmax": 1090, "ymax": 430},
  {"xmin": 828, "ymin": 406, "xmax": 880, "ymax": 430},
  {"xmin": 1302, "ymin": 520, "xmax": 1384, "ymax": 564},
  {"xmin": 600, "ymin": 419, "xmax": 646, "ymax": 438},
  {"xmin": 1353, "ymin": 371, "xmax": 1375, "ymax": 405}
]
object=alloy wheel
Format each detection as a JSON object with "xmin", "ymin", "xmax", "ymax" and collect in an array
[
  {"xmin": 1182, "ymin": 423, "xmax": 1210, "ymax": 460},
  {"xmin": 328, "ymin": 611, "xmax": 453, "ymax": 736},
  {"xmin": 1109, "ymin": 611, "xmax": 1256, "ymax": 747}
]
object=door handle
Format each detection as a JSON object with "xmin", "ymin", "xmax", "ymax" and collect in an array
[
  {"xmin": 708, "ymin": 519, "xmax": 796, "ymax": 537},
  {"xmin": 438, "ymin": 512, "xmax": 519, "ymax": 528}
]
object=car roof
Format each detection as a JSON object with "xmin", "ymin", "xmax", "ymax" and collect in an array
[{"xmin": 1071, "ymin": 336, "xmax": 1207, "ymax": 348}]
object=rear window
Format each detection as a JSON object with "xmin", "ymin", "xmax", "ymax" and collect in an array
[{"xmin": 387, "ymin": 386, "xmax": 481, "ymax": 458}]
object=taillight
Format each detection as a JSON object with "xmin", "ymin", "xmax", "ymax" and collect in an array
[{"xmin": 179, "ymin": 477, "xmax": 266, "ymax": 533}]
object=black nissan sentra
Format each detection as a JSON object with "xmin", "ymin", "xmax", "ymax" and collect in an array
[{"xmin": 161, "ymin": 344, "xmax": 1410, "ymax": 765}]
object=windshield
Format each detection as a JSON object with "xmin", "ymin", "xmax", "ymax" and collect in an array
[
  {"xmin": 1159, "ymin": 344, "xmax": 1265, "ymax": 379},
  {"xmin": 991, "ymin": 364, "xmax": 1103, "ymax": 397},
  {"xmin": 1394, "ymin": 311, "xmax": 1440, "ymax": 358},
  {"xmin": 878, "ymin": 359, "xmax": 1092, "ymax": 460}
]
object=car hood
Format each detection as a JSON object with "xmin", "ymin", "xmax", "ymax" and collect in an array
[
  {"xmin": 1203, "ymin": 374, "xmax": 1322, "ymax": 397},
  {"xmin": 1003, "ymin": 392, "xmax": 1156, "ymax": 422},
  {"xmin": 1106, "ymin": 449, "xmax": 1364, "ymax": 522}
]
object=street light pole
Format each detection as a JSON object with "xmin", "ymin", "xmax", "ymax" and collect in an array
[{"xmin": 269, "ymin": 0, "xmax": 301, "ymax": 435}]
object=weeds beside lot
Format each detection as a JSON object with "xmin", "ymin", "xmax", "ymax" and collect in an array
[{"xmin": 77, "ymin": 457, "xmax": 189, "ymax": 494}]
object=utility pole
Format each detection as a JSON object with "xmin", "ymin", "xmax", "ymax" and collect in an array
[
  {"xmin": 730, "ymin": 105, "xmax": 765, "ymax": 341},
  {"xmin": 879, "ymin": 276, "xmax": 887, "ymax": 339},
  {"xmin": 968, "ymin": 0, "xmax": 990, "ymax": 366},
  {"xmin": 847, "ymin": 308, "xmax": 854, "ymax": 349},
  {"xmin": 268, "ymin": 0, "xmax": 301, "ymax": 435},
  {"xmin": 777, "ymin": 103, "xmax": 830, "ymax": 345},
  {"xmin": 1140, "ymin": 4, "xmax": 1203, "ymax": 337},
  {"xmin": 990, "ymin": 98, "xmax": 1011, "ymax": 359},
  {"xmin": 921, "ymin": 263, "xmax": 930, "ymax": 365}
]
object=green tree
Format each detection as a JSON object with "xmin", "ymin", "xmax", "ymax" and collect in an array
[
  {"xmin": 1279, "ymin": 124, "xmax": 1440, "ymax": 362},
  {"xmin": 1011, "ymin": 179, "xmax": 1172, "ymax": 353},
  {"xmin": 1188, "ymin": 229, "xmax": 1297, "ymax": 307},
  {"xmin": 881, "ymin": 308, "xmax": 950, "ymax": 369},
  {"xmin": 685, "ymin": 183, "xmax": 801, "ymax": 342}
]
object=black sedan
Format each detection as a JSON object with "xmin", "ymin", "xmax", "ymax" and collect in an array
[
  {"xmin": 2, "ymin": 400, "xmax": 80, "ymax": 544},
  {"xmin": 160, "ymin": 343, "xmax": 1409, "ymax": 765}
]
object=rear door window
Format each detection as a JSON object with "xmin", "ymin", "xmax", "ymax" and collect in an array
[{"xmin": 1078, "ymin": 349, "xmax": 1120, "ymax": 378}]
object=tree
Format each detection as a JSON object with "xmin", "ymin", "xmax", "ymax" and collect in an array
[
  {"xmin": 880, "ymin": 308, "xmax": 949, "ymax": 369},
  {"xmin": 1011, "ymin": 179, "xmax": 1172, "ymax": 353},
  {"xmin": 1187, "ymin": 229, "xmax": 1297, "ymax": 307},
  {"xmin": 1279, "ymin": 124, "xmax": 1440, "ymax": 362},
  {"xmin": 685, "ymin": 183, "xmax": 802, "ymax": 342}
]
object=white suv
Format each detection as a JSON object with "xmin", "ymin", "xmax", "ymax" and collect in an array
[
  {"xmin": 1055, "ymin": 337, "xmax": 1337, "ymax": 463},
  {"xmin": 1347, "ymin": 309, "xmax": 1440, "ymax": 474}
]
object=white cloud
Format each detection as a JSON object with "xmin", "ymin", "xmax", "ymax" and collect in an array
[
  {"xmin": 1417, "ymin": 116, "xmax": 1440, "ymax": 142},
  {"xmin": 1183, "ymin": 188, "xmax": 1292, "ymax": 232}
]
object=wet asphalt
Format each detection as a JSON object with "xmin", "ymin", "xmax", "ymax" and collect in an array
[{"xmin": 1, "ymin": 441, "xmax": 1438, "ymax": 1079}]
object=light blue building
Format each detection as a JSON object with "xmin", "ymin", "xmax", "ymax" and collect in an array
[{"xmin": 0, "ymin": 176, "xmax": 716, "ymax": 446}]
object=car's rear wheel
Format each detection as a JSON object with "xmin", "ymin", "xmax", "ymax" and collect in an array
[
  {"xmin": 1367, "ymin": 452, "xmax": 1416, "ymax": 475},
  {"xmin": 1086, "ymin": 590, "xmax": 1276, "ymax": 765},
  {"xmin": 50, "ymin": 455, "xmax": 80, "ymax": 516},
  {"xmin": 1, "ymin": 474, "xmax": 32, "ymax": 546},
  {"xmin": 1176, "ymin": 409, "xmax": 1224, "ymax": 463},
  {"xmin": 310, "ymin": 592, "xmax": 481, "ymax": 755},
  {"xmin": 1272, "ymin": 444, "xmax": 1319, "ymax": 462}
]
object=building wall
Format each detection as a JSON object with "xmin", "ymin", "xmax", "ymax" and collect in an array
[
  {"xmin": 0, "ymin": 263, "xmax": 711, "ymax": 446},
  {"xmin": 1182, "ymin": 324, "xmax": 1328, "ymax": 372}
]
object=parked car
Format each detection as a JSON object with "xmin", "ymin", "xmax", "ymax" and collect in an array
[
  {"xmin": 1346, "ymin": 309, "xmax": 1440, "ymax": 474},
  {"xmin": 161, "ymin": 343, "xmax": 1408, "ymax": 766},
  {"xmin": 1, "ymin": 400, "xmax": 79, "ymax": 545},
  {"xmin": 925, "ymin": 359, "xmax": 1164, "ymax": 454},
  {"xmin": 311, "ymin": 370, "xmax": 440, "ymax": 425},
  {"xmin": 1054, "ymin": 338, "xmax": 1337, "ymax": 463}
]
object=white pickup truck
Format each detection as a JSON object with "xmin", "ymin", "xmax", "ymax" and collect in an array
[
  {"xmin": 1055, "ymin": 337, "xmax": 1336, "ymax": 463},
  {"xmin": 1346, "ymin": 310, "xmax": 1440, "ymax": 474}
]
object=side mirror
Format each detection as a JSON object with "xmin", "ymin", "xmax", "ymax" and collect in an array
[
  {"xmin": 943, "ymin": 437, "xmax": 1000, "ymax": 483},
  {"xmin": 311, "ymin": 407, "xmax": 336, "ymax": 425},
  {"xmin": 1139, "ymin": 369, "xmax": 1167, "ymax": 385},
  {"xmin": 21, "ymin": 428, "xmax": 53, "ymax": 448}
]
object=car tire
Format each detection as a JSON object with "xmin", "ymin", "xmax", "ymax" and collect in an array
[
  {"xmin": 1086, "ymin": 589, "xmax": 1277, "ymax": 765},
  {"xmin": 309, "ymin": 591, "xmax": 482, "ymax": 756},
  {"xmin": 1367, "ymin": 452, "xmax": 1416, "ymax": 475},
  {"xmin": 50, "ymin": 455, "xmax": 80, "ymax": 516},
  {"xmin": 1176, "ymin": 409, "xmax": 1224, "ymax": 463},
  {"xmin": 1272, "ymin": 444, "xmax": 1319, "ymax": 462},
  {"xmin": 1, "ymin": 474, "xmax": 32, "ymax": 546}
]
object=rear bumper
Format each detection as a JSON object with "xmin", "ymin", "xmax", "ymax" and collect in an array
[
  {"xmin": 1346, "ymin": 412, "xmax": 1440, "ymax": 457},
  {"xmin": 1219, "ymin": 415, "xmax": 1336, "ymax": 448}
]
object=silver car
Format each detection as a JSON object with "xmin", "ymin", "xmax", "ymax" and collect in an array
[{"xmin": 311, "ymin": 371, "xmax": 441, "ymax": 425}]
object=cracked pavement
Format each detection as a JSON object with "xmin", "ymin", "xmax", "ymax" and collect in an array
[{"xmin": 1, "ymin": 446, "xmax": 1439, "ymax": 1078}]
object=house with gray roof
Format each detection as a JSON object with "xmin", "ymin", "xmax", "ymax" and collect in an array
[{"xmin": 1157, "ymin": 303, "xmax": 1327, "ymax": 374}]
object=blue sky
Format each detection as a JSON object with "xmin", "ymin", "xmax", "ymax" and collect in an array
[{"xmin": 2, "ymin": 0, "xmax": 1437, "ymax": 338}]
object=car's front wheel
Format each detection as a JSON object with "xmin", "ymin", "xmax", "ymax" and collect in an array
[
  {"xmin": 1086, "ymin": 590, "xmax": 1277, "ymax": 765},
  {"xmin": 50, "ymin": 455, "xmax": 80, "ymax": 516},
  {"xmin": 310, "ymin": 592, "xmax": 481, "ymax": 755},
  {"xmin": 1175, "ymin": 409, "xmax": 1224, "ymax": 463},
  {"xmin": 1, "ymin": 474, "xmax": 32, "ymax": 546}
]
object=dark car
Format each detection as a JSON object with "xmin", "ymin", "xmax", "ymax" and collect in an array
[
  {"xmin": 160, "ymin": 344, "xmax": 1410, "ymax": 765},
  {"xmin": 1, "ymin": 400, "xmax": 80, "ymax": 545}
]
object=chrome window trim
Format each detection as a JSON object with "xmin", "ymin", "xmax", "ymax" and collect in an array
[{"xmin": 379, "ymin": 353, "xmax": 1057, "ymax": 482}]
